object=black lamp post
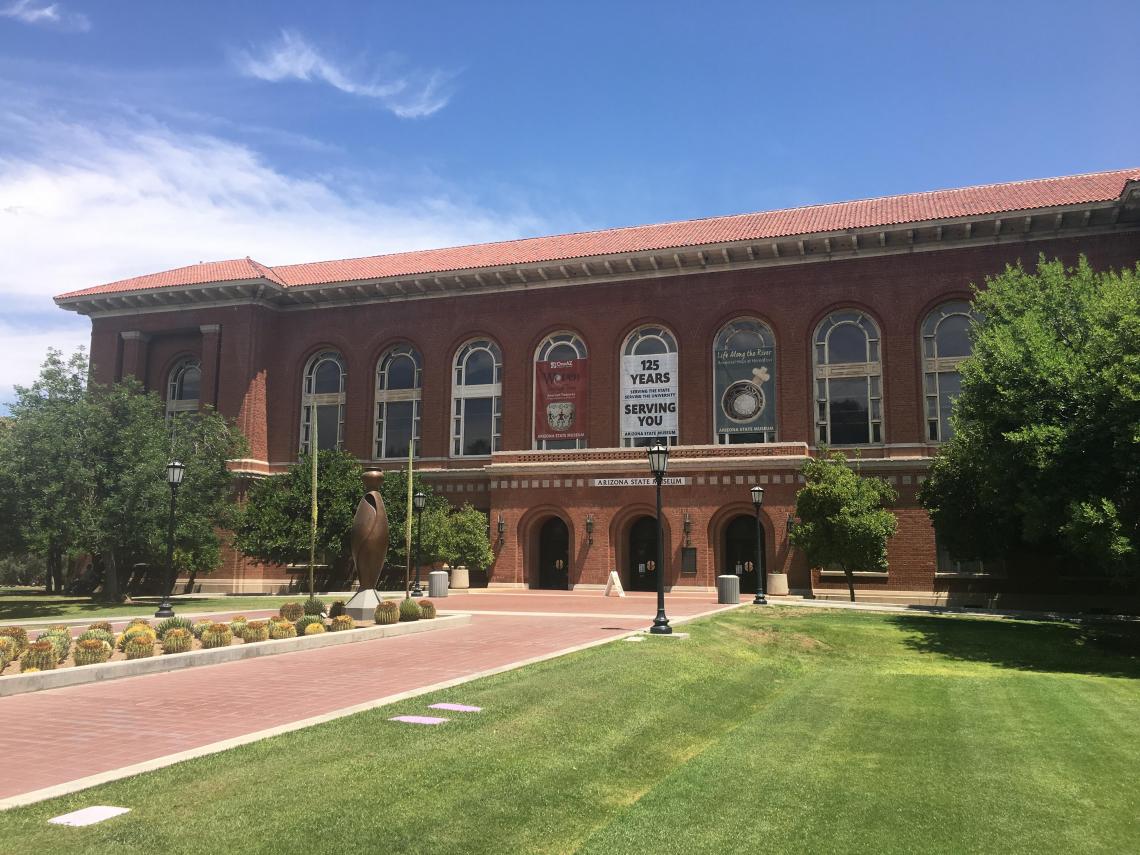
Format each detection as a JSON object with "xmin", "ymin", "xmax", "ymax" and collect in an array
[
  {"xmin": 647, "ymin": 440, "xmax": 672, "ymax": 634},
  {"xmin": 751, "ymin": 485, "xmax": 767, "ymax": 605},
  {"xmin": 411, "ymin": 491, "xmax": 426, "ymax": 597},
  {"xmin": 154, "ymin": 460, "xmax": 185, "ymax": 618}
]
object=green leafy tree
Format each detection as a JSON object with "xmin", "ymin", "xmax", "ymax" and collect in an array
[
  {"xmin": 442, "ymin": 503, "xmax": 494, "ymax": 574},
  {"xmin": 790, "ymin": 450, "xmax": 898, "ymax": 601},
  {"xmin": 378, "ymin": 469, "xmax": 451, "ymax": 573},
  {"xmin": 919, "ymin": 257, "xmax": 1140, "ymax": 580}
]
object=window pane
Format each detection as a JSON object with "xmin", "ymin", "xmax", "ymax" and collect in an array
[
  {"xmin": 633, "ymin": 337, "xmax": 668, "ymax": 355},
  {"xmin": 828, "ymin": 377, "xmax": 870, "ymax": 444},
  {"xmin": 316, "ymin": 404, "xmax": 339, "ymax": 450},
  {"xmin": 179, "ymin": 367, "xmax": 201, "ymax": 400},
  {"xmin": 387, "ymin": 355, "xmax": 417, "ymax": 389},
  {"xmin": 827, "ymin": 324, "xmax": 867, "ymax": 364},
  {"xmin": 463, "ymin": 397, "xmax": 493, "ymax": 455},
  {"xmin": 937, "ymin": 315, "xmax": 972, "ymax": 358},
  {"xmin": 938, "ymin": 371, "xmax": 962, "ymax": 441},
  {"xmin": 384, "ymin": 401, "xmax": 415, "ymax": 458},
  {"xmin": 728, "ymin": 432, "xmax": 766, "ymax": 444},
  {"xmin": 547, "ymin": 342, "xmax": 579, "ymax": 361},
  {"xmin": 465, "ymin": 350, "xmax": 494, "ymax": 385},
  {"xmin": 314, "ymin": 360, "xmax": 341, "ymax": 394}
]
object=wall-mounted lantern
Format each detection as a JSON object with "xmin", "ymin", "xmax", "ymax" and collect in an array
[
  {"xmin": 497, "ymin": 514, "xmax": 506, "ymax": 546},
  {"xmin": 683, "ymin": 512, "xmax": 692, "ymax": 547},
  {"xmin": 585, "ymin": 514, "xmax": 594, "ymax": 546}
]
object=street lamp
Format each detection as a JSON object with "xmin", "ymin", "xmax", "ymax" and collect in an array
[
  {"xmin": 751, "ymin": 485, "xmax": 767, "ymax": 605},
  {"xmin": 647, "ymin": 440, "xmax": 672, "ymax": 634},
  {"xmin": 411, "ymin": 491, "xmax": 427, "ymax": 597},
  {"xmin": 154, "ymin": 460, "xmax": 185, "ymax": 618}
]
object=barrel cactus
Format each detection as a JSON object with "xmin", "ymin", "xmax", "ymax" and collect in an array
[
  {"xmin": 303, "ymin": 598, "xmax": 326, "ymax": 617},
  {"xmin": 118, "ymin": 625, "xmax": 156, "ymax": 651},
  {"xmin": 303, "ymin": 621, "xmax": 326, "ymax": 635},
  {"xmin": 191, "ymin": 620, "xmax": 212, "ymax": 639},
  {"xmin": 329, "ymin": 600, "xmax": 347, "ymax": 619},
  {"xmin": 74, "ymin": 638, "xmax": 112, "ymax": 666},
  {"xmin": 126, "ymin": 618, "xmax": 151, "ymax": 629},
  {"xmin": 200, "ymin": 623, "xmax": 233, "ymax": 649},
  {"xmin": 418, "ymin": 600, "xmax": 437, "ymax": 620},
  {"xmin": 37, "ymin": 629, "xmax": 72, "ymax": 662},
  {"xmin": 125, "ymin": 635, "xmax": 156, "ymax": 660},
  {"xmin": 268, "ymin": 620, "xmax": 296, "ymax": 640},
  {"xmin": 0, "ymin": 626, "xmax": 29, "ymax": 656},
  {"xmin": 279, "ymin": 601, "xmax": 304, "ymax": 621},
  {"xmin": 329, "ymin": 615, "xmax": 355, "ymax": 632},
  {"xmin": 229, "ymin": 616, "xmax": 249, "ymax": 639},
  {"xmin": 162, "ymin": 627, "xmax": 193, "ymax": 654},
  {"xmin": 87, "ymin": 621, "xmax": 114, "ymax": 634},
  {"xmin": 294, "ymin": 615, "xmax": 322, "ymax": 635},
  {"xmin": 374, "ymin": 600, "xmax": 400, "ymax": 625},
  {"xmin": 21, "ymin": 640, "xmax": 58, "ymax": 672},
  {"xmin": 243, "ymin": 621, "xmax": 270, "ymax": 642},
  {"xmin": 0, "ymin": 636, "xmax": 16, "ymax": 669},
  {"xmin": 398, "ymin": 598, "xmax": 422, "ymax": 622},
  {"xmin": 78, "ymin": 628, "xmax": 115, "ymax": 647},
  {"xmin": 156, "ymin": 616, "xmax": 193, "ymax": 640}
]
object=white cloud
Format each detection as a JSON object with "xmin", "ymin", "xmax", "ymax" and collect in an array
[
  {"xmin": 0, "ymin": 108, "xmax": 546, "ymax": 403},
  {"xmin": 235, "ymin": 30, "xmax": 453, "ymax": 119},
  {"xmin": 0, "ymin": 0, "xmax": 90, "ymax": 32}
]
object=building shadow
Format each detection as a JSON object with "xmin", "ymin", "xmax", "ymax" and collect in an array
[{"xmin": 889, "ymin": 613, "xmax": 1140, "ymax": 679}]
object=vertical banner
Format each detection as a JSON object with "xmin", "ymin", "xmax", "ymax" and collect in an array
[
  {"xmin": 621, "ymin": 352, "xmax": 678, "ymax": 441},
  {"xmin": 714, "ymin": 342, "xmax": 776, "ymax": 435},
  {"xmin": 535, "ymin": 358, "xmax": 588, "ymax": 441}
]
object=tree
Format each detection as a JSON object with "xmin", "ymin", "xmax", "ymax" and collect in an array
[
  {"xmin": 790, "ymin": 450, "xmax": 898, "ymax": 601},
  {"xmin": 919, "ymin": 257, "xmax": 1140, "ymax": 580},
  {"xmin": 378, "ymin": 469, "xmax": 451, "ymax": 572},
  {"xmin": 442, "ymin": 504, "xmax": 495, "ymax": 574}
]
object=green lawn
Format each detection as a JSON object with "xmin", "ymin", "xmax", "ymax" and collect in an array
[
  {"xmin": 1, "ymin": 607, "xmax": 1137, "ymax": 853},
  {"xmin": 0, "ymin": 588, "xmax": 331, "ymax": 622}
]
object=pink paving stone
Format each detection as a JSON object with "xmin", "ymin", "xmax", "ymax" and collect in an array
[
  {"xmin": 429, "ymin": 703, "xmax": 482, "ymax": 712},
  {"xmin": 390, "ymin": 715, "xmax": 449, "ymax": 725}
]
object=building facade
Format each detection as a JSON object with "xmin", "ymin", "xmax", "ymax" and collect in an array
[{"xmin": 57, "ymin": 169, "xmax": 1140, "ymax": 604}]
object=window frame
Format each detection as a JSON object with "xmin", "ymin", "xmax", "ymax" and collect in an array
[
  {"xmin": 374, "ymin": 344, "xmax": 423, "ymax": 460},
  {"xmin": 299, "ymin": 350, "xmax": 346, "ymax": 454},
  {"xmin": 165, "ymin": 357, "xmax": 201, "ymax": 420},
  {"xmin": 921, "ymin": 300, "xmax": 976, "ymax": 443},
  {"xmin": 533, "ymin": 331, "xmax": 588, "ymax": 451},
  {"xmin": 621, "ymin": 324, "xmax": 679, "ymax": 448},
  {"xmin": 812, "ymin": 310, "xmax": 883, "ymax": 446},
  {"xmin": 713, "ymin": 317, "xmax": 777, "ymax": 445},
  {"xmin": 452, "ymin": 339, "xmax": 503, "ymax": 458}
]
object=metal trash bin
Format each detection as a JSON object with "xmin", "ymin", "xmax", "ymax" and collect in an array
[
  {"xmin": 716, "ymin": 574, "xmax": 740, "ymax": 604},
  {"xmin": 428, "ymin": 570, "xmax": 449, "ymax": 598}
]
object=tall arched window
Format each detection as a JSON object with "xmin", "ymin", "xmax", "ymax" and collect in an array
[
  {"xmin": 300, "ymin": 351, "xmax": 345, "ymax": 453},
  {"xmin": 166, "ymin": 358, "xmax": 201, "ymax": 419},
  {"xmin": 713, "ymin": 318, "xmax": 777, "ymax": 444},
  {"xmin": 621, "ymin": 325, "xmax": 678, "ymax": 448},
  {"xmin": 534, "ymin": 332, "xmax": 588, "ymax": 451},
  {"xmin": 922, "ymin": 300, "xmax": 976, "ymax": 442},
  {"xmin": 375, "ymin": 344, "xmax": 422, "ymax": 459},
  {"xmin": 452, "ymin": 339, "xmax": 502, "ymax": 456},
  {"xmin": 813, "ymin": 310, "xmax": 882, "ymax": 445}
]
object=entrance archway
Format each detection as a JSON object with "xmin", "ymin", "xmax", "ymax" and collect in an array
[
  {"xmin": 723, "ymin": 514, "xmax": 763, "ymax": 594},
  {"xmin": 627, "ymin": 515, "xmax": 658, "ymax": 592},
  {"xmin": 536, "ymin": 517, "xmax": 570, "ymax": 590}
]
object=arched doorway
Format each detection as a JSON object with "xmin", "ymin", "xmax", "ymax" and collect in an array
[
  {"xmin": 536, "ymin": 517, "xmax": 570, "ymax": 590},
  {"xmin": 723, "ymin": 514, "xmax": 763, "ymax": 594},
  {"xmin": 627, "ymin": 515, "xmax": 658, "ymax": 592}
]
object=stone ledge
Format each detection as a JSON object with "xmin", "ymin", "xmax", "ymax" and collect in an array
[{"xmin": 0, "ymin": 614, "xmax": 470, "ymax": 698}]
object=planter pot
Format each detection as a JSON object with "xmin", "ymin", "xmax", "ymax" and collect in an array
[
  {"xmin": 450, "ymin": 564, "xmax": 470, "ymax": 591},
  {"xmin": 766, "ymin": 572, "xmax": 790, "ymax": 596}
]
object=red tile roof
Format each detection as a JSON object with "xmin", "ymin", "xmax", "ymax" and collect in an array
[{"xmin": 57, "ymin": 168, "xmax": 1139, "ymax": 300}]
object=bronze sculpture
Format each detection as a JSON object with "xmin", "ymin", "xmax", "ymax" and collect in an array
[{"xmin": 350, "ymin": 470, "xmax": 390, "ymax": 590}]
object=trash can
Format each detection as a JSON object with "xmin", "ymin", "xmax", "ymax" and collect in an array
[
  {"xmin": 716, "ymin": 574, "xmax": 740, "ymax": 604},
  {"xmin": 428, "ymin": 570, "xmax": 449, "ymax": 598},
  {"xmin": 449, "ymin": 564, "xmax": 470, "ymax": 591}
]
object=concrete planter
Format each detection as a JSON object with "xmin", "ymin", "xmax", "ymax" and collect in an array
[
  {"xmin": 766, "ymin": 572, "xmax": 790, "ymax": 596},
  {"xmin": 449, "ymin": 564, "xmax": 470, "ymax": 590}
]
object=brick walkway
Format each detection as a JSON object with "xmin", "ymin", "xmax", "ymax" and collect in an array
[{"xmin": 0, "ymin": 590, "xmax": 732, "ymax": 805}]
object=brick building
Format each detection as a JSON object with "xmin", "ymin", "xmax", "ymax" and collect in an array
[{"xmin": 57, "ymin": 169, "xmax": 1140, "ymax": 604}]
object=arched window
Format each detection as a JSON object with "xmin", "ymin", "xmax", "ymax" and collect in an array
[
  {"xmin": 166, "ymin": 358, "xmax": 201, "ymax": 419},
  {"xmin": 452, "ymin": 339, "xmax": 502, "ymax": 456},
  {"xmin": 813, "ymin": 310, "xmax": 882, "ymax": 445},
  {"xmin": 621, "ymin": 325, "xmax": 678, "ymax": 448},
  {"xmin": 534, "ymin": 332, "xmax": 588, "ymax": 451},
  {"xmin": 375, "ymin": 344, "xmax": 422, "ymax": 459},
  {"xmin": 300, "ymin": 351, "xmax": 345, "ymax": 453},
  {"xmin": 713, "ymin": 318, "xmax": 777, "ymax": 444},
  {"xmin": 922, "ymin": 300, "xmax": 976, "ymax": 442}
]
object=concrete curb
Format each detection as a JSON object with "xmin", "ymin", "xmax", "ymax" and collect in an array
[{"xmin": 0, "ymin": 614, "xmax": 470, "ymax": 698}]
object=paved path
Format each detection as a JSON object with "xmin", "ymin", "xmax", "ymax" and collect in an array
[{"xmin": 0, "ymin": 590, "xmax": 733, "ymax": 807}]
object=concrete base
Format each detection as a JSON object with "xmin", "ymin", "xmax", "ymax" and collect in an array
[{"xmin": 344, "ymin": 588, "xmax": 383, "ymax": 622}]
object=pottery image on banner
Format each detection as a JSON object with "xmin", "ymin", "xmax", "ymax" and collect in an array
[{"xmin": 546, "ymin": 401, "xmax": 576, "ymax": 433}]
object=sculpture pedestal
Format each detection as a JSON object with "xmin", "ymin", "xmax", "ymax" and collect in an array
[{"xmin": 344, "ymin": 588, "xmax": 382, "ymax": 623}]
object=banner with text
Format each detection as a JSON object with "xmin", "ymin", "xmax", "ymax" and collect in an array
[
  {"xmin": 621, "ymin": 352, "xmax": 678, "ymax": 440},
  {"xmin": 714, "ymin": 343, "xmax": 776, "ymax": 435},
  {"xmin": 534, "ymin": 358, "xmax": 588, "ymax": 441}
]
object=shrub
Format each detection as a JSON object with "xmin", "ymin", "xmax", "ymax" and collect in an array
[
  {"xmin": 243, "ymin": 621, "xmax": 269, "ymax": 642},
  {"xmin": 398, "ymin": 598, "xmax": 421, "ymax": 622},
  {"xmin": 303, "ymin": 598, "xmax": 326, "ymax": 617},
  {"xmin": 74, "ymin": 639, "xmax": 112, "ymax": 666},
  {"xmin": 329, "ymin": 600, "xmax": 347, "ymax": 619},
  {"xmin": 191, "ymin": 621, "xmax": 212, "ymax": 639},
  {"xmin": 229, "ymin": 616, "xmax": 249, "ymax": 639},
  {"xmin": 329, "ymin": 615, "xmax": 355, "ymax": 632},
  {"xmin": 125, "ymin": 635, "xmax": 156, "ymax": 660},
  {"xmin": 78, "ymin": 628, "xmax": 115, "ymax": 647},
  {"xmin": 200, "ymin": 623, "xmax": 233, "ymax": 649},
  {"xmin": 374, "ymin": 600, "xmax": 400, "ymax": 625},
  {"xmin": 295, "ymin": 615, "xmax": 324, "ymax": 635},
  {"xmin": 36, "ymin": 629, "xmax": 71, "ymax": 662},
  {"xmin": 0, "ymin": 626, "xmax": 29, "ymax": 656},
  {"xmin": 21, "ymin": 640, "xmax": 57, "ymax": 671},
  {"xmin": 87, "ymin": 621, "xmax": 114, "ymax": 634},
  {"xmin": 161, "ymin": 628, "xmax": 193, "ymax": 654},
  {"xmin": 118, "ymin": 625, "xmax": 157, "ymax": 651},
  {"xmin": 156, "ymin": 616, "xmax": 193, "ymax": 640},
  {"xmin": 268, "ymin": 620, "xmax": 296, "ymax": 640},
  {"xmin": 303, "ymin": 622, "xmax": 326, "ymax": 635},
  {"xmin": 419, "ymin": 600, "xmax": 437, "ymax": 620},
  {"xmin": 279, "ymin": 602, "xmax": 305, "ymax": 621}
]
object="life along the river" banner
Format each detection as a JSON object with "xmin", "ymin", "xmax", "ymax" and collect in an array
[{"xmin": 714, "ymin": 342, "xmax": 776, "ymax": 435}]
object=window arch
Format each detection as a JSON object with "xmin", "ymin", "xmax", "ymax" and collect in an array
[
  {"xmin": 621, "ymin": 325, "xmax": 678, "ymax": 448},
  {"xmin": 813, "ymin": 310, "xmax": 882, "ymax": 445},
  {"xmin": 166, "ymin": 358, "xmax": 201, "ymax": 419},
  {"xmin": 300, "ymin": 350, "xmax": 345, "ymax": 453},
  {"xmin": 375, "ymin": 344, "xmax": 422, "ymax": 459},
  {"xmin": 452, "ymin": 339, "xmax": 502, "ymax": 456},
  {"xmin": 713, "ymin": 318, "xmax": 777, "ymax": 444},
  {"xmin": 534, "ymin": 332, "xmax": 588, "ymax": 451},
  {"xmin": 922, "ymin": 300, "xmax": 976, "ymax": 442}
]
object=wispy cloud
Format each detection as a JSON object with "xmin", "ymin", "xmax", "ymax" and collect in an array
[
  {"xmin": 0, "ymin": 0, "xmax": 90, "ymax": 32},
  {"xmin": 235, "ymin": 30, "xmax": 453, "ymax": 119}
]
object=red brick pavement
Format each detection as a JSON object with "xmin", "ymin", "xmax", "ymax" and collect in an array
[{"xmin": 0, "ymin": 591, "xmax": 730, "ymax": 802}]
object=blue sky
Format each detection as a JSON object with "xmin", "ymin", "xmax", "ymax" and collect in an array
[{"xmin": 1, "ymin": 0, "xmax": 1137, "ymax": 407}]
